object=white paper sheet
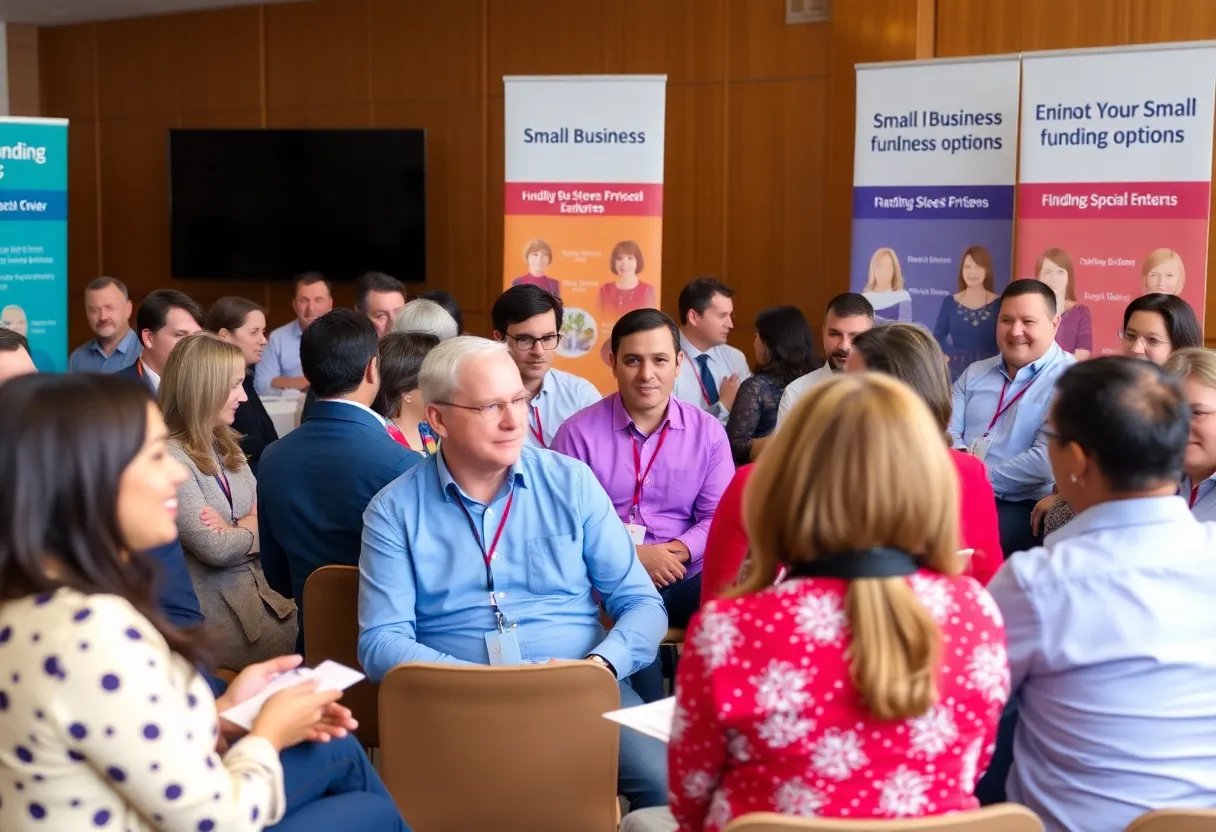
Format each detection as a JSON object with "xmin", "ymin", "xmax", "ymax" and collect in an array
[
  {"xmin": 603, "ymin": 696, "xmax": 676, "ymax": 743},
  {"xmin": 220, "ymin": 660, "xmax": 366, "ymax": 731}
]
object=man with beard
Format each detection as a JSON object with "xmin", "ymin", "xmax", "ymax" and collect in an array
[
  {"xmin": 777, "ymin": 292, "xmax": 875, "ymax": 426},
  {"xmin": 69, "ymin": 277, "xmax": 141, "ymax": 373},
  {"xmin": 492, "ymin": 285, "xmax": 601, "ymax": 448}
]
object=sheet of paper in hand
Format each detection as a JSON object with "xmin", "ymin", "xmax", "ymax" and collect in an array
[{"xmin": 220, "ymin": 660, "xmax": 365, "ymax": 731}]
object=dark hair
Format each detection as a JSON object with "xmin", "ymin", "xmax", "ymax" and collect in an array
[
  {"xmin": 957, "ymin": 246, "xmax": 995, "ymax": 293},
  {"xmin": 205, "ymin": 296, "xmax": 264, "ymax": 335},
  {"xmin": 373, "ymin": 332, "xmax": 441, "ymax": 419},
  {"xmin": 852, "ymin": 324, "xmax": 953, "ymax": 435},
  {"xmin": 136, "ymin": 289, "xmax": 204, "ymax": 338},
  {"xmin": 754, "ymin": 306, "xmax": 820, "ymax": 386},
  {"xmin": 1123, "ymin": 293, "xmax": 1202, "ymax": 350},
  {"xmin": 300, "ymin": 309, "xmax": 380, "ymax": 399},
  {"xmin": 492, "ymin": 285, "xmax": 563, "ymax": 335},
  {"xmin": 0, "ymin": 327, "xmax": 29, "ymax": 355},
  {"xmin": 1052, "ymin": 356, "xmax": 1189, "ymax": 492},
  {"xmin": 293, "ymin": 271, "xmax": 332, "ymax": 296},
  {"xmin": 85, "ymin": 276, "xmax": 129, "ymax": 299},
  {"xmin": 611, "ymin": 308, "xmax": 681, "ymax": 357},
  {"xmin": 416, "ymin": 290, "xmax": 464, "ymax": 334},
  {"xmin": 0, "ymin": 373, "xmax": 210, "ymax": 665},
  {"xmin": 1001, "ymin": 279, "xmax": 1057, "ymax": 317},
  {"xmin": 825, "ymin": 292, "xmax": 875, "ymax": 321},
  {"xmin": 678, "ymin": 277, "xmax": 734, "ymax": 326},
  {"xmin": 354, "ymin": 272, "xmax": 406, "ymax": 314}
]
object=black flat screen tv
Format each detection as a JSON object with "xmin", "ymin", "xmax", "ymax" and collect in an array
[{"xmin": 169, "ymin": 129, "xmax": 426, "ymax": 282}]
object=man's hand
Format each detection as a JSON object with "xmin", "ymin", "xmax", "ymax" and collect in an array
[
  {"xmin": 637, "ymin": 543, "xmax": 687, "ymax": 588},
  {"xmin": 719, "ymin": 374, "xmax": 742, "ymax": 411}
]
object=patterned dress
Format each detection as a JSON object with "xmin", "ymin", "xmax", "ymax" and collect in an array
[{"xmin": 668, "ymin": 570, "xmax": 1009, "ymax": 830}]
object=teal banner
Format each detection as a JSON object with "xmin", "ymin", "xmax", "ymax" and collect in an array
[{"xmin": 0, "ymin": 118, "xmax": 67, "ymax": 372}]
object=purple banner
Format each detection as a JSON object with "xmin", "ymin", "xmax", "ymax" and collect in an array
[{"xmin": 852, "ymin": 185, "xmax": 1015, "ymax": 220}]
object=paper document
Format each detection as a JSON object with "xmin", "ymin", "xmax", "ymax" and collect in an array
[
  {"xmin": 603, "ymin": 696, "xmax": 676, "ymax": 743},
  {"xmin": 220, "ymin": 660, "xmax": 366, "ymax": 731}
]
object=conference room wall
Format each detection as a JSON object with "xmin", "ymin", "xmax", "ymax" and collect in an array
[
  {"xmin": 937, "ymin": 0, "xmax": 1216, "ymax": 342},
  {"xmin": 38, "ymin": 0, "xmax": 930, "ymax": 351}
]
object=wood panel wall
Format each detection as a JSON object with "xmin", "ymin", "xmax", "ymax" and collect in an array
[
  {"xmin": 937, "ymin": 0, "xmax": 1216, "ymax": 337},
  {"xmin": 38, "ymin": 0, "xmax": 930, "ymax": 351}
]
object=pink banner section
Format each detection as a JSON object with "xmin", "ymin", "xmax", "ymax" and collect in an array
[
  {"xmin": 1017, "ymin": 181, "xmax": 1211, "ymax": 220},
  {"xmin": 504, "ymin": 182, "xmax": 663, "ymax": 217}
]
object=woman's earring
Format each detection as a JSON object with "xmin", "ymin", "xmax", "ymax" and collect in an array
[
  {"xmin": 405, "ymin": 396, "xmax": 412, "ymax": 403},
  {"xmin": 1070, "ymin": 474, "xmax": 1078, "ymax": 483}
]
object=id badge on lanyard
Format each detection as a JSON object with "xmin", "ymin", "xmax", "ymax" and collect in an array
[
  {"xmin": 455, "ymin": 491, "xmax": 522, "ymax": 665},
  {"xmin": 627, "ymin": 426, "xmax": 670, "ymax": 545}
]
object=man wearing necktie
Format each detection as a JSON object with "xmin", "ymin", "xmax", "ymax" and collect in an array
[{"xmin": 672, "ymin": 277, "xmax": 751, "ymax": 425}]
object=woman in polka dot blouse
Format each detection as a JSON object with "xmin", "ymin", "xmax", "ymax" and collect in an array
[
  {"xmin": 636, "ymin": 374, "xmax": 1009, "ymax": 832},
  {"xmin": 0, "ymin": 374, "xmax": 409, "ymax": 831}
]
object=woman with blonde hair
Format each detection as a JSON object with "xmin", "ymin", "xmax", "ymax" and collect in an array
[
  {"xmin": 1142, "ymin": 248, "xmax": 1186, "ymax": 295},
  {"xmin": 663, "ymin": 374, "xmax": 1008, "ymax": 830},
  {"xmin": 862, "ymin": 246, "xmax": 911, "ymax": 323},
  {"xmin": 1165, "ymin": 347, "xmax": 1216, "ymax": 520},
  {"xmin": 160, "ymin": 332, "xmax": 296, "ymax": 671}
]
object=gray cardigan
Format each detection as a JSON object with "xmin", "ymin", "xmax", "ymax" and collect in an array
[{"xmin": 168, "ymin": 440, "xmax": 295, "ymax": 648}]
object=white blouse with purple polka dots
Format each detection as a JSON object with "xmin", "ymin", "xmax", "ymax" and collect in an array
[{"xmin": 0, "ymin": 588, "xmax": 286, "ymax": 831}]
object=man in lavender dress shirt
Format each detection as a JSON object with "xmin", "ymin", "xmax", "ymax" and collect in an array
[{"xmin": 552, "ymin": 308, "xmax": 734, "ymax": 701}]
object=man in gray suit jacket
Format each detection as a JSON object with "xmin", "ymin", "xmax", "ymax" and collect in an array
[{"xmin": 257, "ymin": 310, "xmax": 421, "ymax": 654}]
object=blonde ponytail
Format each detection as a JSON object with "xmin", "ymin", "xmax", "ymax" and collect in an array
[{"xmin": 847, "ymin": 578, "xmax": 940, "ymax": 720}]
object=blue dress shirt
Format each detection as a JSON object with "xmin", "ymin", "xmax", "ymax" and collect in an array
[
  {"xmin": 674, "ymin": 332, "xmax": 752, "ymax": 426},
  {"xmin": 948, "ymin": 341, "xmax": 1075, "ymax": 502},
  {"xmin": 255, "ymin": 320, "xmax": 304, "ymax": 396},
  {"xmin": 1180, "ymin": 472, "xmax": 1216, "ymax": 522},
  {"xmin": 68, "ymin": 328, "xmax": 141, "ymax": 374},
  {"xmin": 525, "ymin": 367, "xmax": 602, "ymax": 449},
  {"xmin": 989, "ymin": 497, "xmax": 1216, "ymax": 832},
  {"xmin": 356, "ymin": 446, "xmax": 667, "ymax": 682}
]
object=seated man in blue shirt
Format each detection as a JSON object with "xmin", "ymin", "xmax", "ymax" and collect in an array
[
  {"xmin": 988, "ymin": 357, "xmax": 1216, "ymax": 832},
  {"xmin": 948, "ymin": 279, "xmax": 1076, "ymax": 554},
  {"xmin": 358, "ymin": 336, "xmax": 669, "ymax": 811}
]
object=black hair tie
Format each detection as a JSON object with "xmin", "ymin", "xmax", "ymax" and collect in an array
[{"xmin": 783, "ymin": 547, "xmax": 920, "ymax": 580}]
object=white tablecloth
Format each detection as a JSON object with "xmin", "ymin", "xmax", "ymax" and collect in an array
[{"xmin": 261, "ymin": 397, "xmax": 301, "ymax": 438}]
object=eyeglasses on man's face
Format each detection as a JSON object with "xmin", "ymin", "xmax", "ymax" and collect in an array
[
  {"xmin": 435, "ymin": 395, "xmax": 531, "ymax": 420},
  {"xmin": 507, "ymin": 332, "xmax": 560, "ymax": 351}
]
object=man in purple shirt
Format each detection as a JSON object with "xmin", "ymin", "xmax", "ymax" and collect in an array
[{"xmin": 552, "ymin": 308, "xmax": 734, "ymax": 701}]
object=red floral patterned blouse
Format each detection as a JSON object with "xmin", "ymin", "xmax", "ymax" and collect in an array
[{"xmin": 668, "ymin": 570, "xmax": 1009, "ymax": 831}]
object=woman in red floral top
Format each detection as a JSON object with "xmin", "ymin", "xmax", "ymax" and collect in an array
[{"xmin": 667, "ymin": 373, "xmax": 1009, "ymax": 831}]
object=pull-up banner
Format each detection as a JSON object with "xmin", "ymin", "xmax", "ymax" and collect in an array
[
  {"xmin": 503, "ymin": 75, "xmax": 666, "ymax": 391},
  {"xmin": 1018, "ymin": 43, "xmax": 1216, "ymax": 356},
  {"xmin": 851, "ymin": 57, "xmax": 1020, "ymax": 379}
]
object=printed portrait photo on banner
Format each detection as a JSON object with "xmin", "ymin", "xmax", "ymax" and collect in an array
[
  {"xmin": 863, "ymin": 246, "xmax": 912, "ymax": 324},
  {"xmin": 511, "ymin": 238, "xmax": 562, "ymax": 297},
  {"xmin": 596, "ymin": 240, "xmax": 656, "ymax": 319},
  {"xmin": 1142, "ymin": 248, "xmax": 1186, "ymax": 296},
  {"xmin": 934, "ymin": 244, "xmax": 1000, "ymax": 380},
  {"xmin": 1035, "ymin": 247, "xmax": 1092, "ymax": 360}
]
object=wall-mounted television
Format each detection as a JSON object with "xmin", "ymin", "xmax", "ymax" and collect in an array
[{"xmin": 169, "ymin": 129, "xmax": 426, "ymax": 282}]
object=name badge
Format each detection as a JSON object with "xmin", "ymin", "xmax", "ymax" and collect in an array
[
  {"xmin": 485, "ymin": 627, "xmax": 522, "ymax": 666},
  {"xmin": 625, "ymin": 522, "xmax": 647, "ymax": 546},
  {"xmin": 969, "ymin": 436, "xmax": 992, "ymax": 461}
]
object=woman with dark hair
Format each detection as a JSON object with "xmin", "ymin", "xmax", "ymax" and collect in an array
[
  {"xmin": 0, "ymin": 374, "xmax": 409, "ymax": 831},
  {"xmin": 373, "ymin": 331, "xmax": 441, "ymax": 456},
  {"xmin": 1032, "ymin": 293, "xmax": 1203, "ymax": 537},
  {"xmin": 933, "ymin": 245, "xmax": 1000, "ymax": 379},
  {"xmin": 207, "ymin": 296, "xmax": 278, "ymax": 476},
  {"xmin": 724, "ymin": 305, "xmax": 819, "ymax": 464}
]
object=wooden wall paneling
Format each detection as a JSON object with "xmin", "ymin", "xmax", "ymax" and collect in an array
[
  {"xmin": 935, "ymin": 0, "xmax": 1026, "ymax": 57},
  {"xmin": 1013, "ymin": 0, "xmax": 1131, "ymax": 52},
  {"xmin": 725, "ymin": 80, "xmax": 829, "ymax": 333},
  {"xmin": 368, "ymin": 0, "xmax": 484, "ymax": 102},
  {"xmin": 264, "ymin": 105, "xmax": 373, "ymax": 128},
  {"xmin": 174, "ymin": 6, "xmax": 264, "ymax": 116},
  {"xmin": 95, "ymin": 16, "xmax": 179, "ymax": 120},
  {"xmin": 39, "ymin": 24, "xmax": 97, "ymax": 120},
  {"xmin": 1128, "ymin": 0, "xmax": 1216, "ymax": 43},
  {"xmin": 726, "ymin": 0, "xmax": 830, "ymax": 81},
  {"xmin": 7, "ymin": 24, "xmax": 42, "ymax": 117},
  {"xmin": 483, "ymin": 92, "xmax": 505, "ymax": 316},
  {"xmin": 65, "ymin": 119, "xmax": 101, "ymax": 350},
  {"xmin": 661, "ymin": 83, "xmax": 727, "ymax": 311},
  {"xmin": 263, "ymin": 0, "xmax": 371, "ymax": 110},
  {"xmin": 373, "ymin": 98, "xmax": 487, "ymax": 296},
  {"xmin": 601, "ymin": 0, "xmax": 728, "ymax": 83},
  {"xmin": 485, "ymin": 0, "xmax": 609, "ymax": 81}
]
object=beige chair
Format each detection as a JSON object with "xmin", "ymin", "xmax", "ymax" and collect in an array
[
  {"xmin": 722, "ymin": 804, "xmax": 1043, "ymax": 831},
  {"xmin": 1124, "ymin": 809, "xmax": 1216, "ymax": 831},
  {"xmin": 379, "ymin": 662, "xmax": 621, "ymax": 832},
  {"xmin": 301, "ymin": 564, "xmax": 379, "ymax": 748}
]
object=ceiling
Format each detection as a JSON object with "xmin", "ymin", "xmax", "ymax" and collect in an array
[{"xmin": 0, "ymin": 0, "xmax": 302, "ymax": 25}]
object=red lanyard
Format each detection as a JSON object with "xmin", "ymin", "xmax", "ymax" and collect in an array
[
  {"xmin": 630, "ymin": 425, "xmax": 670, "ymax": 521},
  {"xmin": 1190, "ymin": 485, "xmax": 1201, "ymax": 509},
  {"xmin": 984, "ymin": 375, "xmax": 1039, "ymax": 437},
  {"xmin": 386, "ymin": 423, "xmax": 414, "ymax": 451},
  {"xmin": 529, "ymin": 406, "xmax": 545, "ymax": 448},
  {"xmin": 455, "ymin": 491, "xmax": 516, "ymax": 627}
]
